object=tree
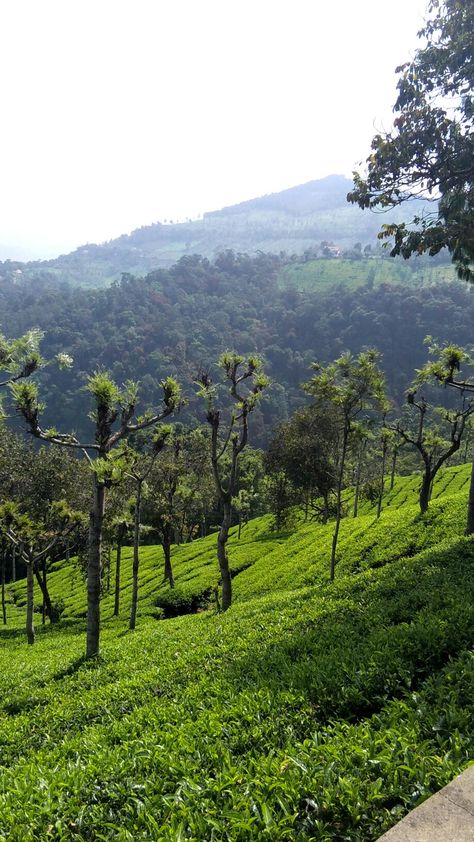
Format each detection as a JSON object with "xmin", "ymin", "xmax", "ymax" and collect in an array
[
  {"xmin": 0, "ymin": 500, "xmax": 83, "ymax": 644},
  {"xmin": 304, "ymin": 351, "xmax": 386, "ymax": 580},
  {"xmin": 395, "ymin": 359, "xmax": 474, "ymax": 514},
  {"xmin": 125, "ymin": 428, "xmax": 171, "ymax": 631},
  {"xmin": 348, "ymin": 1, "xmax": 474, "ymax": 281},
  {"xmin": 0, "ymin": 329, "xmax": 72, "ymax": 411},
  {"xmin": 265, "ymin": 405, "xmax": 338, "ymax": 524},
  {"xmin": 13, "ymin": 371, "xmax": 181, "ymax": 657},
  {"xmin": 416, "ymin": 337, "xmax": 474, "ymax": 530},
  {"xmin": 197, "ymin": 353, "xmax": 269, "ymax": 610}
]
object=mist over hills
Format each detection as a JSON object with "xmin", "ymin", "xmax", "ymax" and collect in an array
[{"xmin": 0, "ymin": 175, "xmax": 428, "ymax": 288}]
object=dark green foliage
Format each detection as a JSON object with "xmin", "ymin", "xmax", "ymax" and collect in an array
[
  {"xmin": 1, "ymin": 255, "xmax": 473, "ymax": 446},
  {"xmin": 349, "ymin": 0, "xmax": 474, "ymax": 280}
]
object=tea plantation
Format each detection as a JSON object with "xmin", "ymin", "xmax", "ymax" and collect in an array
[{"xmin": 1, "ymin": 464, "xmax": 474, "ymax": 840}]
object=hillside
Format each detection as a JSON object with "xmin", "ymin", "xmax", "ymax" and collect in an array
[
  {"xmin": 0, "ymin": 252, "xmax": 465, "ymax": 446},
  {"xmin": 0, "ymin": 176, "xmax": 434, "ymax": 288},
  {"xmin": 1, "ymin": 464, "xmax": 474, "ymax": 840}
]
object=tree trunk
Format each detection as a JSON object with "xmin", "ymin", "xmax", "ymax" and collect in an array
[
  {"xmin": 113, "ymin": 537, "xmax": 122, "ymax": 617},
  {"xmin": 377, "ymin": 446, "xmax": 387, "ymax": 519},
  {"xmin": 26, "ymin": 560, "xmax": 35, "ymax": 645},
  {"xmin": 419, "ymin": 471, "xmax": 432, "ymax": 514},
  {"xmin": 86, "ymin": 478, "xmax": 106, "ymax": 658},
  {"xmin": 35, "ymin": 564, "xmax": 53, "ymax": 623},
  {"xmin": 42, "ymin": 560, "xmax": 46, "ymax": 625},
  {"xmin": 1, "ymin": 549, "xmax": 6, "ymax": 625},
  {"xmin": 129, "ymin": 479, "xmax": 142, "ymax": 631},
  {"xmin": 163, "ymin": 537, "xmax": 174, "ymax": 588},
  {"xmin": 106, "ymin": 547, "xmax": 111, "ymax": 594},
  {"xmin": 466, "ymin": 457, "xmax": 474, "ymax": 535},
  {"xmin": 353, "ymin": 448, "xmax": 363, "ymax": 518},
  {"xmin": 330, "ymin": 427, "xmax": 348, "ymax": 581},
  {"xmin": 11, "ymin": 546, "xmax": 16, "ymax": 583},
  {"xmin": 390, "ymin": 447, "xmax": 398, "ymax": 491},
  {"xmin": 218, "ymin": 499, "xmax": 232, "ymax": 609}
]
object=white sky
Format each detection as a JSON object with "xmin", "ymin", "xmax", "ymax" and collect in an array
[{"xmin": 0, "ymin": 0, "xmax": 428, "ymax": 260}]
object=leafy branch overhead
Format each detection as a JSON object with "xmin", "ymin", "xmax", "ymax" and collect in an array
[{"xmin": 348, "ymin": 1, "xmax": 474, "ymax": 280}]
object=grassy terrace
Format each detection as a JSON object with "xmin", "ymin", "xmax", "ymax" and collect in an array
[{"xmin": 1, "ymin": 464, "xmax": 474, "ymax": 840}]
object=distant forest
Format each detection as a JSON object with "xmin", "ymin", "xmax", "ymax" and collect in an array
[{"xmin": 2, "ymin": 250, "xmax": 471, "ymax": 445}]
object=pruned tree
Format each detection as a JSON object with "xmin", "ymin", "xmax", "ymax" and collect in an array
[
  {"xmin": 304, "ymin": 350, "xmax": 387, "ymax": 580},
  {"xmin": 395, "ymin": 374, "xmax": 474, "ymax": 514},
  {"xmin": 125, "ymin": 427, "xmax": 172, "ymax": 630},
  {"xmin": 415, "ymin": 337, "xmax": 474, "ymax": 530},
  {"xmin": 0, "ymin": 500, "xmax": 83, "ymax": 644},
  {"xmin": 0, "ymin": 328, "xmax": 72, "ymax": 412},
  {"xmin": 197, "ymin": 353, "xmax": 269, "ymax": 610},
  {"xmin": 12, "ymin": 371, "xmax": 181, "ymax": 657}
]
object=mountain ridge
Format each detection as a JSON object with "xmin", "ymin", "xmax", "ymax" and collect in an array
[{"xmin": 0, "ymin": 175, "xmax": 429, "ymax": 288}]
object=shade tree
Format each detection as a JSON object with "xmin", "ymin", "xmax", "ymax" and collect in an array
[
  {"xmin": 0, "ymin": 500, "xmax": 83, "ymax": 643},
  {"xmin": 12, "ymin": 371, "xmax": 181, "ymax": 657},
  {"xmin": 304, "ymin": 351, "xmax": 387, "ymax": 579},
  {"xmin": 395, "ymin": 369, "xmax": 474, "ymax": 514},
  {"xmin": 197, "ymin": 353, "xmax": 269, "ymax": 610}
]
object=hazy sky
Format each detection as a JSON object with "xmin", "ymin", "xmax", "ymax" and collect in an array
[{"xmin": 1, "ymin": 0, "xmax": 428, "ymax": 260}]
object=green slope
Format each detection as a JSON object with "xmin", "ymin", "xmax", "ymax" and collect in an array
[
  {"xmin": 1, "ymin": 175, "xmax": 437, "ymax": 287},
  {"xmin": 1, "ymin": 464, "xmax": 474, "ymax": 841}
]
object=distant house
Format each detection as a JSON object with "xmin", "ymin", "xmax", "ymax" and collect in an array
[{"xmin": 322, "ymin": 243, "xmax": 342, "ymax": 258}]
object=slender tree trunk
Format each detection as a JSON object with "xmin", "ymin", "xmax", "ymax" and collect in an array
[
  {"xmin": 113, "ymin": 537, "xmax": 122, "ymax": 617},
  {"xmin": 106, "ymin": 547, "xmax": 111, "ymax": 593},
  {"xmin": 466, "ymin": 457, "xmax": 474, "ymax": 535},
  {"xmin": 41, "ymin": 560, "xmax": 46, "ymax": 625},
  {"xmin": 390, "ymin": 447, "xmax": 398, "ymax": 491},
  {"xmin": 11, "ymin": 546, "xmax": 16, "ymax": 583},
  {"xmin": 86, "ymin": 478, "xmax": 106, "ymax": 658},
  {"xmin": 26, "ymin": 560, "xmax": 35, "ymax": 645},
  {"xmin": 353, "ymin": 447, "xmax": 363, "ymax": 518},
  {"xmin": 163, "ymin": 537, "xmax": 174, "ymax": 588},
  {"xmin": 330, "ymin": 427, "xmax": 348, "ymax": 581},
  {"xmin": 35, "ymin": 564, "xmax": 53, "ymax": 623},
  {"xmin": 377, "ymin": 446, "xmax": 387, "ymax": 519},
  {"xmin": 1, "ymin": 550, "xmax": 6, "ymax": 625},
  {"xmin": 322, "ymin": 492, "xmax": 330, "ymax": 524},
  {"xmin": 218, "ymin": 499, "xmax": 232, "ymax": 609},
  {"xmin": 129, "ymin": 479, "xmax": 142, "ymax": 631}
]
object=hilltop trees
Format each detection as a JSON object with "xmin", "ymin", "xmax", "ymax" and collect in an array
[
  {"xmin": 197, "ymin": 353, "xmax": 269, "ymax": 610},
  {"xmin": 13, "ymin": 371, "xmax": 181, "ymax": 657},
  {"xmin": 348, "ymin": 0, "xmax": 474, "ymax": 280}
]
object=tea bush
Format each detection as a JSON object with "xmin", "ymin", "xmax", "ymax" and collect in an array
[{"xmin": 1, "ymin": 464, "xmax": 473, "ymax": 840}]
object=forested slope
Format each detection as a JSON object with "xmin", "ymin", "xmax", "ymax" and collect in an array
[
  {"xmin": 0, "ymin": 251, "xmax": 469, "ymax": 444},
  {"xmin": 1, "ymin": 465, "xmax": 474, "ymax": 840}
]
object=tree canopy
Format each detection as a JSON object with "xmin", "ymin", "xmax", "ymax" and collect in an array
[{"xmin": 348, "ymin": 0, "xmax": 474, "ymax": 280}]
